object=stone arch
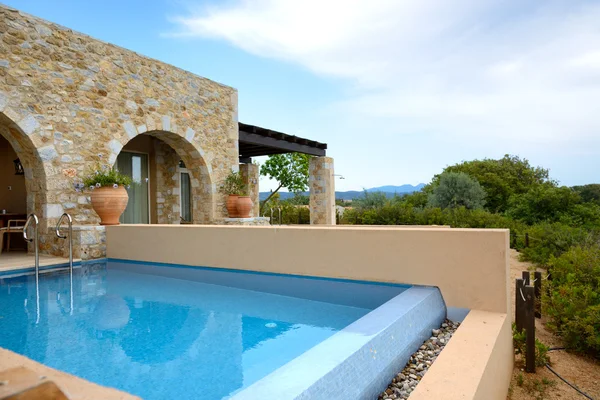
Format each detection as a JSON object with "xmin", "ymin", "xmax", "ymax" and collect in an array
[
  {"xmin": 106, "ymin": 118, "xmax": 215, "ymax": 224},
  {"xmin": 0, "ymin": 110, "xmax": 49, "ymax": 229}
]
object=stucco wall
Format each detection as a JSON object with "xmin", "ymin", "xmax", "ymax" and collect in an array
[
  {"xmin": 0, "ymin": 4, "xmax": 239, "ymax": 253},
  {"xmin": 410, "ymin": 310, "xmax": 512, "ymax": 400},
  {"xmin": 106, "ymin": 225, "xmax": 510, "ymax": 313}
]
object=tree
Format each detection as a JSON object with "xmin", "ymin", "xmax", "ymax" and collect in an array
[
  {"xmin": 287, "ymin": 193, "xmax": 310, "ymax": 205},
  {"xmin": 427, "ymin": 172, "xmax": 486, "ymax": 210},
  {"xmin": 507, "ymin": 184, "xmax": 581, "ymax": 225},
  {"xmin": 352, "ymin": 190, "xmax": 388, "ymax": 210},
  {"xmin": 434, "ymin": 155, "xmax": 551, "ymax": 213},
  {"xmin": 573, "ymin": 184, "xmax": 600, "ymax": 206},
  {"xmin": 259, "ymin": 153, "xmax": 310, "ymax": 214}
]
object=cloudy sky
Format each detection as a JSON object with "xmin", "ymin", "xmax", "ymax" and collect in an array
[{"xmin": 11, "ymin": 0, "xmax": 600, "ymax": 191}]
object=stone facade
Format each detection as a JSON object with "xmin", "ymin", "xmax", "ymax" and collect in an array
[
  {"xmin": 154, "ymin": 139, "xmax": 182, "ymax": 224},
  {"xmin": 0, "ymin": 5, "xmax": 239, "ymax": 256},
  {"xmin": 309, "ymin": 157, "xmax": 336, "ymax": 225},
  {"xmin": 239, "ymin": 163, "xmax": 260, "ymax": 217}
]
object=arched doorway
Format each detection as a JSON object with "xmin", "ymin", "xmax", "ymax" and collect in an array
[
  {"xmin": 0, "ymin": 112, "xmax": 47, "ymax": 254},
  {"xmin": 114, "ymin": 131, "xmax": 213, "ymax": 225}
]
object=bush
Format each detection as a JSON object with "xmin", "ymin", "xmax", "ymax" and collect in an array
[
  {"xmin": 507, "ymin": 185, "xmax": 581, "ymax": 225},
  {"xmin": 428, "ymin": 172, "xmax": 486, "ymax": 210},
  {"xmin": 512, "ymin": 323, "xmax": 550, "ymax": 367},
  {"xmin": 520, "ymin": 223, "xmax": 597, "ymax": 266},
  {"xmin": 261, "ymin": 201, "xmax": 311, "ymax": 224},
  {"xmin": 544, "ymin": 246, "xmax": 600, "ymax": 357}
]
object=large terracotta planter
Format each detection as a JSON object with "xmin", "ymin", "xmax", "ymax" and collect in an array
[
  {"xmin": 236, "ymin": 196, "xmax": 253, "ymax": 218},
  {"xmin": 91, "ymin": 186, "xmax": 129, "ymax": 225},
  {"xmin": 226, "ymin": 195, "xmax": 240, "ymax": 218}
]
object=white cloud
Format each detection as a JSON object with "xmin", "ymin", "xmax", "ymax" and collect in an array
[
  {"xmin": 570, "ymin": 51, "xmax": 600, "ymax": 68},
  {"xmin": 170, "ymin": 0, "xmax": 600, "ymax": 186}
]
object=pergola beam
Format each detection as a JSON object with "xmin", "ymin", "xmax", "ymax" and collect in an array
[{"xmin": 238, "ymin": 122, "xmax": 327, "ymax": 159}]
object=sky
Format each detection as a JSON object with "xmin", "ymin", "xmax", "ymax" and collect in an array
[{"xmin": 7, "ymin": 0, "xmax": 600, "ymax": 191}]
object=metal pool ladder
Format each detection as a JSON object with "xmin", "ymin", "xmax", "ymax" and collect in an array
[
  {"xmin": 56, "ymin": 213, "xmax": 74, "ymax": 315},
  {"xmin": 23, "ymin": 213, "xmax": 40, "ymax": 323},
  {"xmin": 22, "ymin": 213, "xmax": 39, "ymax": 281}
]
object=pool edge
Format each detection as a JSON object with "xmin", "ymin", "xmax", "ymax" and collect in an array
[{"xmin": 231, "ymin": 286, "xmax": 446, "ymax": 400}]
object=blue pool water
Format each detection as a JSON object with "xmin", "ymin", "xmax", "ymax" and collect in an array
[{"xmin": 0, "ymin": 260, "xmax": 409, "ymax": 399}]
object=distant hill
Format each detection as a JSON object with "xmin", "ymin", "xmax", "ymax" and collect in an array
[
  {"xmin": 366, "ymin": 184, "xmax": 426, "ymax": 193},
  {"xmin": 259, "ymin": 184, "xmax": 426, "ymax": 201}
]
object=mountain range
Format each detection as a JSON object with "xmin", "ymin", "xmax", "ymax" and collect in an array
[{"xmin": 259, "ymin": 184, "xmax": 426, "ymax": 201}]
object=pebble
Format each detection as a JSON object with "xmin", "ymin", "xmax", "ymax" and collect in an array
[{"xmin": 377, "ymin": 319, "xmax": 460, "ymax": 400}]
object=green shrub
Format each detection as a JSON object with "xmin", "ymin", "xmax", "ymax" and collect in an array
[
  {"xmin": 83, "ymin": 164, "xmax": 132, "ymax": 188},
  {"xmin": 520, "ymin": 223, "xmax": 596, "ymax": 266},
  {"xmin": 427, "ymin": 172, "xmax": 486, "ymax": 210},
  {"xmin": 261, "ymin": 201, "xmax": 311, "ymax": 224},
  {"xmin": 512, "ymin": 324, "xmax": 550, "ymax": 367},
  {"xmin": 544, "ymin": 245, "xmax": 600, "ymax": 357}
]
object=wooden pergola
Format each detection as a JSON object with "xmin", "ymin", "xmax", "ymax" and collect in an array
[{"xmin": 238, "ymin": 122, "xmax": 327, "ymax": 163}]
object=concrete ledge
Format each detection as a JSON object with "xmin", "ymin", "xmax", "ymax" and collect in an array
[
  {"xmin": 410, "ymin": 310, "xmax": 513, "ymax": 400},
  {"xmin": 0, "ymin": 348, "xmax": 139, "ymax": 400}
]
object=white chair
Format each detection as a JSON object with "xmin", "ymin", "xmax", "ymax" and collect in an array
[{"xmin": 0, "ymin": 219, "xmax": 26, "ymax": 254}]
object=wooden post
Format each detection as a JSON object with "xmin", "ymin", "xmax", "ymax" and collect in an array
[
  {"xmin": 522, "ymin": 271, "xmax": 530, "ymax": 286},
  {"xmin": 534, "ymin": 271, "xmax": 542, "ymax": 318},
  {"xmin": 524, "ymin": 285, "xmax": 536, "ymax": 373},
  {"xmin": 525, "ymin": 233, "xmax": 530, "ymax": 248},
  {"xmin": 515, "ymin": 278, "xmax": 525, "ymax": 332},
  {"xmin": 511, "ymin": 231, "xmax": 516, "ymax": 248}
]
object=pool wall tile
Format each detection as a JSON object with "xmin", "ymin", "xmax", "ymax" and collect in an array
[{"xmin": 232, "ymin": 286, "xmax": 446, "ymax": 400}]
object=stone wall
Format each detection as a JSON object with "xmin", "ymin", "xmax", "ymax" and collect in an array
[
  {"xmin": 0, "ymin": 4, "xmax": 239, "ymax": 256},
  {"xmin": 309, "ymin": 157, "xmax": 336, "ymax": 225},
  {"xmin": 154, "ymin": 139, "xmax": 181, "ymax": 224}
]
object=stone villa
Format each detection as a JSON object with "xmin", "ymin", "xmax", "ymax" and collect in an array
[{"xmin": 0, "ymin": 5, "xmax": 335, "ymax": 259}]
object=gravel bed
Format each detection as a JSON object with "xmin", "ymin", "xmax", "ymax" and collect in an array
[{"xmin": 378, "ymin": 319, "xmax": 460, "ymax": 400}]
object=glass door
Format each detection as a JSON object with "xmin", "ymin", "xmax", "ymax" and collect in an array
[
  {"xmin": 180, "ymin": 170, "xmax": 192, "ymax": 223},
  {"xmin": 116, "ymin": 152, "xmax": 149, "ymax": 224}
]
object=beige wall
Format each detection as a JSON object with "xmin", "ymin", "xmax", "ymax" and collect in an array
[
  {"xmin": 106, "ymin": 225, "xmax": 510, "ymax": 313},
  {"xmin": 0, "ymin": 135, "xmax": 26, "ymax": 214}
]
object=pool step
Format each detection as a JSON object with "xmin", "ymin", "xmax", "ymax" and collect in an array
[{"xmin": 0, "ymin": 367, "xmax": 68, "ymax": 400}]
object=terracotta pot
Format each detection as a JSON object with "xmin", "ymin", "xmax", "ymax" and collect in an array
[
  {"xmin": 226, "ymin": 195, "xmax": 240, "ymax": 218},
  {"xmin": 236, "ymin": 196, "xmax": 253, "ymax": 218},
  {"xmin": 91, "ymin": 186, "xmax": 129, "ymax": 225}
]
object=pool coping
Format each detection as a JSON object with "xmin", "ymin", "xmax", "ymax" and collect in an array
[
  {"xmin": 0, "ymin": 347, "xmax": 139, "ymax": 400},
  {"xmin": 231, "ymin": 286, "xmax": 446, "ymax": 399}
]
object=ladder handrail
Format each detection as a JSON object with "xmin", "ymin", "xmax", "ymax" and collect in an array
[
  {"xmin": 23, "ymin": 213, "xmax": 40, "ymax": 324},
  {"xmin": 55, "ymin": 213, "xmax": 73, "ymax": 239},
  {"xmin": 56, "ymin": 213, "xmax": 74, "ymax": 315},
  {"xmin": 22, "ymin": 213, "xmax": 38, "ymax": 243}
]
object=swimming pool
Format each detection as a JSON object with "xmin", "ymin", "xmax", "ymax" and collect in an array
[{"xmin": 0, "ymin": 260, "xmax": 445, "ymax": 399}]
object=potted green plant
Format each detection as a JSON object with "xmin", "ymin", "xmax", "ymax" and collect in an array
[
  {"xmin": 83, "ymin": 165, "xmax": 132, "ymax": 225},
  {"xmin": 221, "ymin": 171, "xmax": 250, "ymax": 218}
]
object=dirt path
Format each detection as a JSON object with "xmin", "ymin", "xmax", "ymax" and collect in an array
[{"xmin": 508, "ymin": 249, "xmax": 600, "ymax": 400}]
